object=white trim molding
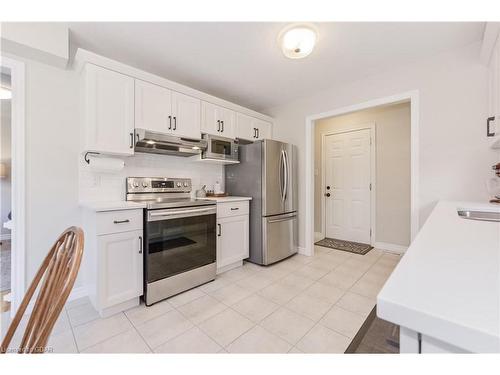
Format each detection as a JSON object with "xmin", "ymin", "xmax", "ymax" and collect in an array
[
  {"xmin": 67, "ymin": 286, "xmax": 88, "ymax": 303},
  {"xmin": 374, "ymin": 242, "xmax": 408, "ymax": 254},
  {"xmin": 314, "ymin": 232, "xmax": 324, "ymax": 242},
  {"xmin": 297, "ymin": 246, "xmax": 308, "ymax": 256},
  {"xmin": 480, "ymin": 22, "xmax": 500, "ymax": 65},
  {"xmin": 304, "ymin": 90, "xmax": 419, "ymax": 257},
  {"xmin": 0, "ymin": 55, "xmax": 26, "ymax": 317}
]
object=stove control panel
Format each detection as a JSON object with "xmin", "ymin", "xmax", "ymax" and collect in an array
[{"xmin": 126, "ymin": 177, "xmax": 192, "ymax": 194}]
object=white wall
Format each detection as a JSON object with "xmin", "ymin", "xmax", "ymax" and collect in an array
[
  {"xmin": 20, "ymin": 58, "xmax": 82, "ymax": 286},
  {"xmin": 314, "ymin": 102, "xmax": 411, "ymax": 246},
  {"xmin": 0, "ymin": 22, "xmax": 69, "ymax": 67},
  {"xmin": 267, "ymin": 42, "xmax": 496, "ymax": 250},
  {"xmin": 1, "ymin": 99, "xmax": 11, "ymax": 238}
]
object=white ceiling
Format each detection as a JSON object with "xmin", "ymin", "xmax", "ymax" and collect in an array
[{"xmin": 69, "ymin": 22, "xmax": 484, "ymax": 113}]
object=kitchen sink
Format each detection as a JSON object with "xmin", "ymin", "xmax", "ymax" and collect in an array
[{"xmin": 457, "ymin": 209, "xmax": 500, "ymax": 222}]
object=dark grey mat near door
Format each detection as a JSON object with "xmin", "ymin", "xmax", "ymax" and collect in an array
[{"xmin": 315, "ymin": 237, "xmax": 373, "ymax": 255}]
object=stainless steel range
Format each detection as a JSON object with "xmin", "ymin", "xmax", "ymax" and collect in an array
[{"xmin": 126, "ymin": 177, "xmax": 217, "ymax": 306}]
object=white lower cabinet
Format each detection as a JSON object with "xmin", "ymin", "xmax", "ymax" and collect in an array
[
  {"xmin": 83, "ymin": 208, "xmax": 144, "ymax": 317},
  {"xmin": 215, "ymin": 200, "xmax": 250, "ymax": 273},
  {"xmin": 98, "ymin": 230, "xmax": 143, "ymax": 309}
]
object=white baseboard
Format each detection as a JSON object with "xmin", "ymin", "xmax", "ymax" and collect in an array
[
  {"xmin": 67, "ymin": 286, "xmax": 87, "ymax": 302},
  {"xmin": 374, "ymin": 241, "xmax": 408, "ymax": 254},
  {"xmin": 314, "ymin": 232, "xmax": 324, "ymax": 242},
  {"xmin": 17, "ymin": 286, "xmax": 88, "ymax": 317},
  {"xmin": 0, "ymin": 234, "xmax": 11, "ymax": 241}
]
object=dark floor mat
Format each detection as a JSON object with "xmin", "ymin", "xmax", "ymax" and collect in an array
[{"xmin": 315, "ymin": 237, "xmax": 373, "ymax": 255}]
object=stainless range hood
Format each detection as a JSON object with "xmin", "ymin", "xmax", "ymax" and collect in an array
[{"xmin": 134, "ymin": 128, "xmax": 207, "ymax": 157}]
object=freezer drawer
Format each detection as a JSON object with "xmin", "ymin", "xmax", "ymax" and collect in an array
[{"xmin": 262, "ymin": 212, "xmax": 298, "ymax": 265}]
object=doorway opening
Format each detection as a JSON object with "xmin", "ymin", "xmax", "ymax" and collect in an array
[
  {"xmin": 314, "ymin": 102, "xmax": 411, "ymax": 254},
  {"xmin": 305, "ymin": 91, "xmax": 419, "ymax": 257},
  {"xmin": 0, "ymin": 70, "xmax": 12, "ymax": 314}
]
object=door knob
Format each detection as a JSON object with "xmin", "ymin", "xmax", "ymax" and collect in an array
[{"xmin": 325, "ymin": 193, "xmax": 331, "ymax": 197}]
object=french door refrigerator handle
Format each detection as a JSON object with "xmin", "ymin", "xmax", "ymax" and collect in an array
[
  {"xmin": 278, "ymin": 150, "xmax": 284, "ymax": 201},
  {"xmin": 268, "ymin": 213, "xmax": 297, "ymax": 223},
  {"xmin": 282, "ymin": 149, "xmax": 288, "ymax": 202}
]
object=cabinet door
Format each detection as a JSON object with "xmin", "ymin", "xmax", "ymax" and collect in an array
[
  {"xmin": 201, "ymin": 101, "xmax": 220, "ymax": 136},
  {"xmin": 217, "ymin": 215, "xmax": 249, "ymax": 269},
  {"xmin": 135, "ymin": 79, "xmax": 173, "ymax": 134},
  {"xmin": 98, "ymin": 230, "xmax": 143, "ymax": 308},
  {"xmin": 201, "ymin": 101, "xmax": 236, "ymax": 138},
  {"xmin": 172, "ymin": 91, "xmax": 201, "ymax": 139},
  {"xmin": 236, "ymin": 113, "xmax": 257, "ymax": 141},
  {"xmin": 84, "ymin": 64, "xmax": 135, "ymax": 155},
  {"xmin": 218, "ymin": 107, "xmax": 236, "ymax": 139},
  {"xmin": 254, "ymin": 119, "xmax": 272, "ymax": 140}
]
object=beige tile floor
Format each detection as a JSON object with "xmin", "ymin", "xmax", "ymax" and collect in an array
[{"xmin": 1, "ymin": 246, "xmax": 400, "ymax": 354}]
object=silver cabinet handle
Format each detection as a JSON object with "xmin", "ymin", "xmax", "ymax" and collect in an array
[
  {"xmin": 139, "ymin": 236, "xmax": 143, "ymax": 254},
  {"xmin": 173, "ymin": 116, "xmax": 177, "ymax": 131},
  {"xmin": 217, "ymin": 120, "xmax": 221, "ymax": 132},
  {"xmin": 221, "ymin": 120, "xmax": 224, "ymax": 133},
  {"xmin": 168, "ymin": 115, "xmax": 172, "ymax": 130},
  {"xmin": 230, "ymin": 207, "xmax": 239, "ymax": 211},
  {"xmin": 113, "ymin": 219, "xmax": 130, "ymax": 224},
  {"xmin": 129, "ymin": 133, "xmax": 134, "ymax": 148},
  {"xmin": 217, "ymin": 223, "xmax": 222, "ymax": 237},
  {"xmin": 256, "ymin": 128, "xmax": 259, "ymax": 138}
]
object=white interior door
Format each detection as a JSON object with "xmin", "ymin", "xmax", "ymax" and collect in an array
[{"xmin": 324, "ymin": 128, "xmax": 371, "ymax": 243}]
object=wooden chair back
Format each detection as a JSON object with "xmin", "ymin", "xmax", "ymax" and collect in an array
[{"xmin": 1, "ymin": 226, "xmax": 84, "ymax": 353}]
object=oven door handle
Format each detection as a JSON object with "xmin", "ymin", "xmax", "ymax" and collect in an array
[{"xmin": 148, "ymin": 207, "xmax": 216, "ymax": 220}]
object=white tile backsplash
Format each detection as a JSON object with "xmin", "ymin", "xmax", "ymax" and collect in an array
[{"xmin": 79, "ymin": 153, "xmax": 224, "ymax": 202}]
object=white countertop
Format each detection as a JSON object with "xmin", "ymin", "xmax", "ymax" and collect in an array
[
  {"xmin": 201, "ymin": 196, "xmax": 252, "ymax": 203},
  {"xmin": 377, "ymin": 201, "xmax": 500, "ymax": 353},
  {"xmin": 80, "ymin": 201, "xmax": 147, "ymax": 212}
]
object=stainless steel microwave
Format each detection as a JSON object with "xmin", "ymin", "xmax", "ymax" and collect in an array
[{"xmin": 201, "ymin": 134, "xmax": 239, "ymax": 163}]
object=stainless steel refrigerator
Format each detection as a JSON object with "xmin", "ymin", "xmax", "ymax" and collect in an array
[{"xmin": 226, "ymin": 139, "xmax": 297, "ymax": 265}]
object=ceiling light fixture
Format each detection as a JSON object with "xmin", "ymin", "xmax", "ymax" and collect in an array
[
  {"xmin": 0, "ymin": 87, "xmax": 12, "ymax": 100},
  {"xmin": 279, "ymin": 24, "xmax": 318, "ymax": 59}
]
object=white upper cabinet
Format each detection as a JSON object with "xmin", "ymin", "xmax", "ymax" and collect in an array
[
  {"xmin": 135, "ymin": 80, "xmax": 201, "ymax": 139},
  {"xmin": 236, "ymin": 113, "xmax": 272, "ymax": 141},
  {"xmin": 488, "ymin": 37, "xmax": 500, "ymax": 144},
  {"xmin": 201, "ymin": 101, "xmax": 236, "ymax": 139},
  {"xmin": 84, "ymin": 64, "xmax": 135, "ymax": 155},
  {"xmin": 135, "ymin": 80, "xmax": 172, "ymax": 133},
  {"xmin": 172, "ymin": 91, "xmax": 201, "ymax": 139}
]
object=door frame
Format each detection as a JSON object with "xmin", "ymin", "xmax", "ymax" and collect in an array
[
  {"xmin": 304, "ymin": 90, "xmax": 419, "ymax": 257},
  {"xmin": 0, "ymin": 55, "xmax": 26, "ymax": 316},
  {"xmin": 320, "ymin": 123, "xmax": 376, "ymax": 245}
]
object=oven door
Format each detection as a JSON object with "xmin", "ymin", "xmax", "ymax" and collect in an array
[{"xmin": 145, "ymin": 206, "xmax": 217, "ymax": 284}]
